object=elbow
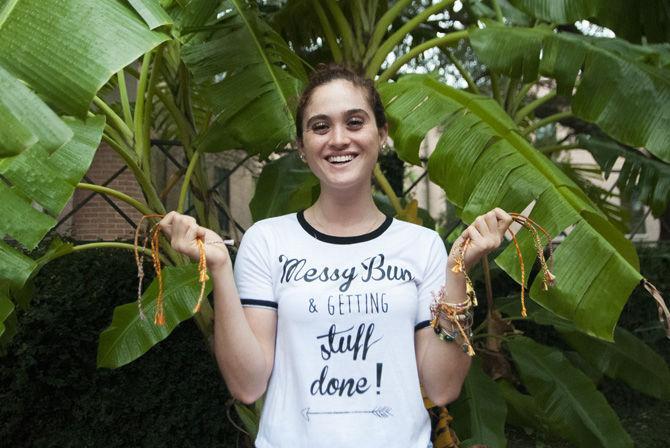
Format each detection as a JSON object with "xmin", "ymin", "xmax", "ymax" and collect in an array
[
  {"xmin": 429, "ymin": 384, "xmax": 463, "ymax": 408},
  {"xmin": 231, "ymin": 386, "xmax": 266, "ymax": 405}
]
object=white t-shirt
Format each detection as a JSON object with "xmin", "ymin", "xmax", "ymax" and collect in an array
[{"xmin": 233, "ymin": 211, "xmax": 448, "ymax": 448}]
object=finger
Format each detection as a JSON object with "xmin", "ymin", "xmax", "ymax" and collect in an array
[
  {"xmin": 484, "ymin": 211, "xmax": 499, "ymax": 235},
  {"xmin": 473, "ymin": 216, "xmax": 489, "ymax": 239},
  {"xmin": 169, "ymin": 216, "xmax": 196, "ymax": 247},
  {"xmin": 494, "ymin": 208, "xmax": 514, "ymax": 235},
  {"xmin": 159, "ymin": 211, "xmax": 178, "ymax": 236},
  {"xmin": 467, "ymin": 224, "xmax": 484, "ymax": 246}
]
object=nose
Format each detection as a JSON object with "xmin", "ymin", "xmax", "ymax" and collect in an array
[{"xmin": 329, "ymin": 124, "xmax": 350, "ymax": 149}]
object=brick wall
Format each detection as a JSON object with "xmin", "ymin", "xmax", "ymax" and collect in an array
[{"xmin": 70, "ymin": 143, "xmax": 144, "ymax": 241}]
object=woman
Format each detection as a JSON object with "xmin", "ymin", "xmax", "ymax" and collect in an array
[{"xmin": 159, "ymin": 64, "xmax": 513, "ymax": 448}]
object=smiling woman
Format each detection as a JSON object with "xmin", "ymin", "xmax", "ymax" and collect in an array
[{"xmin": 158, "ymin": 63, "xmax": 513, "ymax": 448}]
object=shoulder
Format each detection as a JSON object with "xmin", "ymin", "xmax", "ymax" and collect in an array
[{"xmin": 389, "ymin": 218, "xmax": 442, "ymax": 242}]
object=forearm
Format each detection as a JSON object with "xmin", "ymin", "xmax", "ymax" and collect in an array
[
  {"xmin": 418, "ymin": 270, "xmax": 472, "ymax": 406},
  {"xmin": 210, "ymin": 262, "xmax": 270, "ymax": 402}
]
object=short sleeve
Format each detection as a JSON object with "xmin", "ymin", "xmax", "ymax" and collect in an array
[
  {"xmin": 233, "ymin": 222, "xmax": 277, "ymax": 310},
  {"xmin": 414, "ymin": 232, "xmax": 448, "ymax": 329}
]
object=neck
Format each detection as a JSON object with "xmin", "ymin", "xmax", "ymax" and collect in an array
[{"xmin": 309, "ymin": 183, "xmax": 383, "ymax": 233}]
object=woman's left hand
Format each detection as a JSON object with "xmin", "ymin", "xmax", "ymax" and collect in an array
[{"xmin": 448, "ymin": 208, "xmax": 514, "ymax": 271}]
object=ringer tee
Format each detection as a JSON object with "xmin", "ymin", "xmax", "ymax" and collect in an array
[{"xmin": 233, "ymin": 211, "xmax": 448, "ymax": 448}]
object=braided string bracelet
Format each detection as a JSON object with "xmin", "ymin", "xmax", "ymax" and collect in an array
[
  {"xmin": 430, "ymin": 213, "xmax": 556, "ymax": 356},
  {"xmin": 134, "ymin": 214, "xmax": 234, "ymax": 326}
]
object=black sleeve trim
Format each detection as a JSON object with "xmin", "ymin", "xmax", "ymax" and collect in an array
[
  {"xmin": 240, "ymin": 299, "xmax": 278, "ymax": 309},
  {"xmin": 414, "ymin": 320, "xmax": 431, "ymax": 331}
]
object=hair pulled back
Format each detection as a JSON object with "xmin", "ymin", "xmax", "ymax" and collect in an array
[{"xmin": 295, "ymin": 63, "xmax": 387, "ymax": 143}]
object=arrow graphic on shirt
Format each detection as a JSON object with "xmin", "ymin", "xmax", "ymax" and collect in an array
[{"xmin": 301, "ymin": 406, "xmax": 392, "ymax": 422}]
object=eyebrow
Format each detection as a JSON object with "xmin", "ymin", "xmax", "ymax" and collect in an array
[{"xmin": 305, "ymin": 108, "xmax": 370, "ymax": 127}]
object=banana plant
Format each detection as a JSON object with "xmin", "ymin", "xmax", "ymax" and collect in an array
[{"xmin": 2, "ymin": 0, "xmax": 670, "ymax": 447}]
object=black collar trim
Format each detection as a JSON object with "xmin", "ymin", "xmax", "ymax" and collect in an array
[{"xmin": 296, "ymin": 210, "xmax": 393, "ymax": 245}]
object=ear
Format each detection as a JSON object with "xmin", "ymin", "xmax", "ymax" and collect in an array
[{"xmin": 378, "ymin": 123, "xmax": 389, "ymax": 145}]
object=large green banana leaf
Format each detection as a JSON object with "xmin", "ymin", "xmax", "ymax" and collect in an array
[
  {"xmin": 508, "ymin": 0, "xmax": 670, "ymax": 43},
  {"xmin": 507, "ymin": 336, "xmax": 633, "ymax": 448},
  {"xmin": 470, "ymin": 24, "xmax": 670, "ymax": 164},
  {"xmin": 249, "ymin": 152, "xmax": 319, "ymax": 221},
  {"xmin": 0, "ymin": 116, "xmax": 105, "ymax": 250},
  {"xmin": 497, "ymin": 380, "xmax": 554, "ymax": 435},
  {"xmin": 128, "ymin": 0, "xmax": 173, "ymax": 30},
  {"xmin": 0, "ymin": 65, "xmax": 72, "ymax": 158},
  {"xmin": 579, "ymin": 134, "xmax": 670, "ymax": 217},
  {"xmin": 498, "ymin": 299, "xmax": 670, "ymax": 401},
  {"xmin": 97, "ymin": 263, "xmax": 212, "ymax": 368},
  {"xmin": 379, "ymin": 74, "xmax": 640, "ymax": 340},
  {"xmin": 450, "ymin": 358, "xmax": 507, "ymax": 447},
  {"xmin": 0, "ymin": 0, "xmax": 169, "ymax": 117},
  {"xmin": 0, "ymin": 0, "xmax": 171, "ymax": 349},
  {"xmin": 182, "ymin": 0, "xmax": 307, "ymax": 156}
]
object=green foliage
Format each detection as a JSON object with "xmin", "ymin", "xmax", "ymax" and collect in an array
[
  {"xmin": 182, "ymin": 0, "xmax": 307, "ymax": 156},
  {"xmin": 509, "ymin": 0, "xmax": 670, "ymax": 43},
  {"xmin": 380, "ymin": 74, "xmax": 640, "ymax": 340},
  {"xmin": 0, "ymin": 0, "xmax": 168, "ymax": 117},
  {"xmin": 470, "ymin": 24, "xmax": 670, "ymax": 163},
  {"xmin": 97, "ymin": 263, "xmax": 213, "ymax": 368},
  {"xmin": 0, "ymin": 247, "xmax": 240, "ymax": 447},
  {"xmin": 507, "ymin": 336, "xmax": 633, "ymax": 448},
  {"xmin": 450, "ymin": 358, "xmax": 507, "ymax": 447},
  {"xmin": 249, "ymin": 152, "xmax": 319, "ymax": 221},
  {"xmin": 580, "ymin": 134, "xmax": 670, "ymax": 217}
]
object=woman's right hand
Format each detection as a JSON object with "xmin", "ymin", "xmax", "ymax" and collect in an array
[{"xmin": 159, "ymin": 211, "xmax": 231, "ymax": 270}]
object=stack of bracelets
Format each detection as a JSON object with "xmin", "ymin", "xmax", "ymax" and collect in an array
[{"xmin": 430, "ymin": 238, "xmax": 477, "ymax": 357}]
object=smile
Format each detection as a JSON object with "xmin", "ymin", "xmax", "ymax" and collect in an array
[{"xmin": 326, "ymin": 154, "xmax": 357, "ymax": 165}]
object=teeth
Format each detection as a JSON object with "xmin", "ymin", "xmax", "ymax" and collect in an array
[{"xmin": 327, "ymin": 154, "xmax": 355, "ymax": 163}]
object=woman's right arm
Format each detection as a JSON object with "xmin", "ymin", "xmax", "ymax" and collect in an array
[
  {"xmin": 210, "ymin": 262, "xmax": 277, "ymax": 404},
  {"xmin": 159, "ymin": 212, "xmax": 276, "ymax": 404}
]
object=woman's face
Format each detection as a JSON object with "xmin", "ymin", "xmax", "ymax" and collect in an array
[{"xmin": 299, "ymin": 79, "xmax": 387, "ymax": 192}]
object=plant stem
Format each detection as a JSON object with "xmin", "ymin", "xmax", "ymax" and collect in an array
[
  {"xmin": 445, "ymin": 49, "xmax": 479, "ymax": 93},
  {"xmin": 378, "ymin": 30, "xmax": 468, "ymax": 82},
  {"xmin": 367, "ymin": 0, "xmax": 456, "ymax": 77},
  {"xmin": 491, "ymin": 0, "xmax": 504, "ymax": 22},
  {"xmin": 71, "ymin": 242, "xmax": 167, "ymax": 263},
  {"xmin": 365, "ymin": 0, "xmax": 412, "ymax": 65},
  {"xmin": 490, "ymin": 72, "xmax": 503, "ymax": 105},
  {"xmin": 509, "ymin": 82, "xmax": 534, "ymax": 116},
  {"xmin": 93, "ymin": 96, "xmax": 133, "ymax": 143},
  {"xmin": 76, "ymin": 183, "xmax": 154, "ymax": 215},
  {"xmin": 373, "ymin": 163, "xmax": 403, "ymax": 214},
  {"xmin": 177, "ymin": 151, "xmax": 200, "ymax": 213},
  {"xmin": 116, "ymin": 70, "xmax": 134, "ymax": 128},
  {"xmin": 102, "ymin": 134, "xmax": 166, "ymax": 215},
  {"xmin": 522, "ymin": 111, "xmax": 572, "ymax": 136},
  {"xmin": 141, "ymin": 45, "xmax": 164, "ymax": 171},
  {"xmin": 514, "ymin": 89, "xmax": 556, "ymax": 123},
  {"xmin": 537, "ymin": 142, "xmax": 580, "ymax": 154},
  {"xmin": 134, "ymin": 50, "xmax": 153, "ymax": 162},
  {"xmin": 155, "ymin": 89, "xmax": 192, "ymax": 148},
  {"xmin": 314, "ymin": 0, "xmax": 343, "ymax": 63},
  {"xmin": 325, "ymin": 0, "xmax": 358, "ymax": 61},
  {"xmin": 472, "ymin": 333, "xmax": 510, "ymax": 342},
  {"xmin": 504, "ymin": 77, "xmax": 520, "ymax": 114}
]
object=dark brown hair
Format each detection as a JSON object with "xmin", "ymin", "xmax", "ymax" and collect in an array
[{"xmin": 295, "ymin": 63, "xmax": 387, "ymax": 143}]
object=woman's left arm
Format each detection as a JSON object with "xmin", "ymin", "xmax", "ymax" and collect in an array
[{"xmin": 415, "ymin": 208, "xmax": 513, "ymax": 407}]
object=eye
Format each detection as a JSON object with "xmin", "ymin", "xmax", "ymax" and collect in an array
[
  {"xmin": 311, "ymin": 122, "xmax": 329, "ymax": 133},
  {"xmin": 347, "ymin": 117, "xmax": 364, "ymax": 128}
]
